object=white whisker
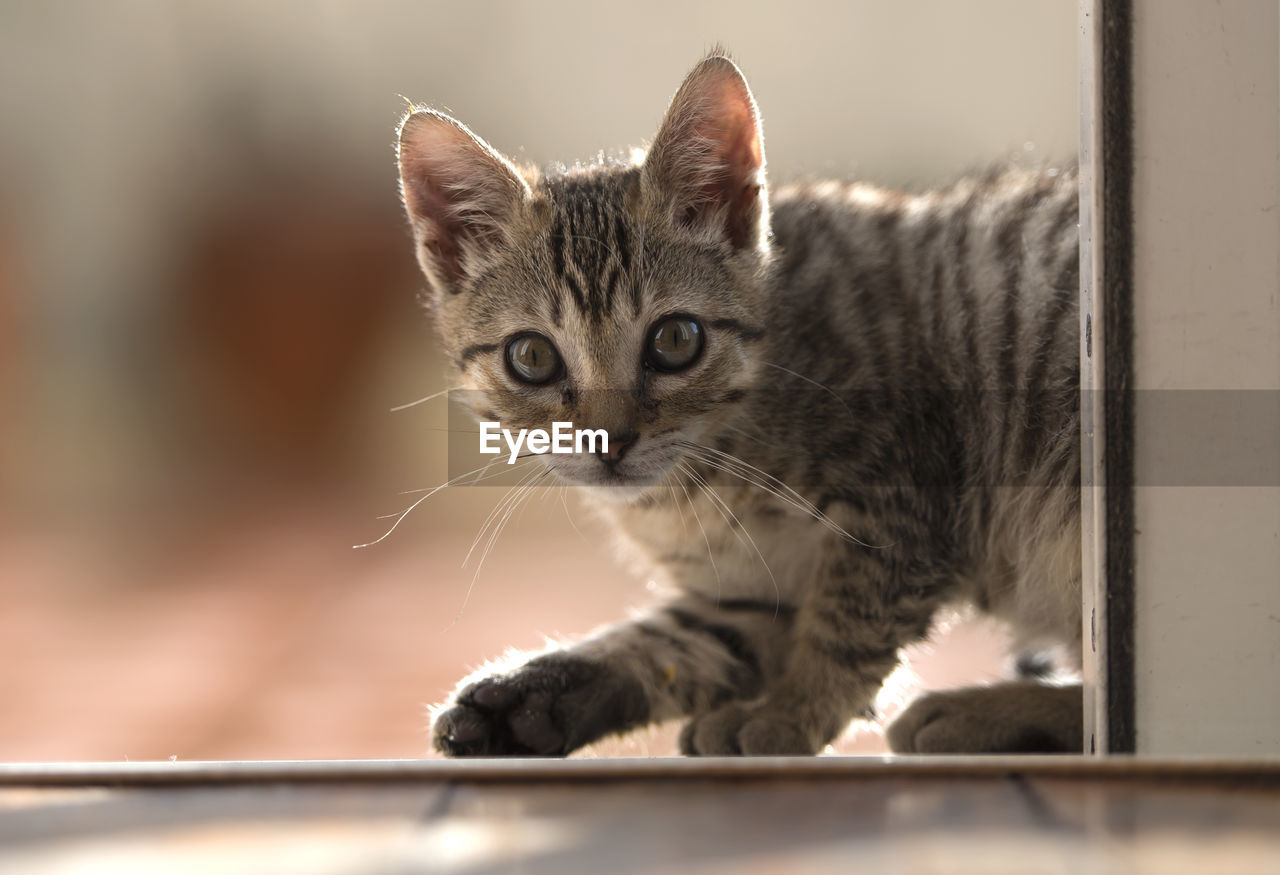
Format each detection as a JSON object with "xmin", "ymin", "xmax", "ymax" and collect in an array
[
  {"xmin": 560, "ymin": 487, "xmax": 591, "ymax": 543},
  {"xmin": 396, "ymin": 458, "xmax": 515, "ymax": 496},
  {"xmin": 674, "ymin": 463, "xmax": 722, "ymax": 603},
  {"xmin": 759, "ymin": 361, "xmax": 857, "ymax": 422},
  {"xmin": 678, "ymin": 441, "xmax": 886, "ymax": 549},
  {"xmin": 389, "ymin": 386, "xmax": 460, "ymax": 412},
  {"xmin": 718, "ymin": 420, "xmax": 783, "ymax": 452},
  {"xmin": 446, "ymin": 468, "xmax": 549, "ymax": 630},
  {"xmin": 355, "ymin": 459, "xmax": 529, "ymax": 548},
  {"xmin": 681, "ymin": 462, "xmax": 780, "ymax": 617},
  {"xmin": 463, "ymin": 463, "xmax": 543, "ymax": 567}
]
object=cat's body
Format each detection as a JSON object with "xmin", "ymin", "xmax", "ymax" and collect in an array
[{"xmin": 397, "ymin": 55, "xmax": 1083, "ymax": 756}]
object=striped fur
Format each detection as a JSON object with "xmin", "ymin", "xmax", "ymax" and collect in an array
[{"xmin": 399, "ymin": 54, "xmax": 1082, "ymax": 757}]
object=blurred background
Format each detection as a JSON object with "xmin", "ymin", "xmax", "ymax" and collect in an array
[{"xmin": 0, "ymin": 0, "xmax": 1077, "ymax": 761}]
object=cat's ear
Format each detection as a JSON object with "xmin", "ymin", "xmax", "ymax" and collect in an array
[
  {"xmin": 397, "ymin": 109, "xmax": 531, "ymax": 294},
  {"xmin": 643, "ymin": 55, "xmax": 768, "ymax": 253}
]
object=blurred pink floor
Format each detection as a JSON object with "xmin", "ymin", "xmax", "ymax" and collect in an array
[{"xmin": 0, "ymin": 493, "xmax": 1009, "ymax": 762}]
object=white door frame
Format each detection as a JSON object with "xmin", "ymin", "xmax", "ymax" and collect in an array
[{"xmin": 1078, "ymin": 0, "xmax": 1280, "ymax": 756}]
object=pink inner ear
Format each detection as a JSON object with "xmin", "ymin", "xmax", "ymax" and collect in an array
[
  {"xmin": 717, "ymin": 90, "xmax": 764, "ymax": 174},
  {"xmin": 399, "ymin": 125, "xmax": 487, "ymax": 229},
  {"xmin": 687, "ymin": 76, "xmax": 763, "ymax": 180},
  {"xmin": 398, "ymin": 113, "xmax": 526, "ymax": 284},
  {"xmin": 399, "ymin": 141, "xmax": 472, "ymax": 283},
  {"xmin": 658, "ymin": 61, "xmax": 766, "ymax": 249}
]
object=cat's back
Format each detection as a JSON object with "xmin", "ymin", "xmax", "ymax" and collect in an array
[
  {"xmin": 767, "ymin": 165, "xmax": 1079, "ymax": 317},
  {"xmin": 754, "ymin": 166, "xmax": 1083, "ymax": 642},
  {"xmin": 762, "ymin": 164, "xmax": 1081, "ymax": 465}
]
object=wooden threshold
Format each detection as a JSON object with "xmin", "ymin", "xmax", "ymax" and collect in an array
[
  {"xmin": 4, "ymin": 757, "xmax": 1278, "ymax": 874},
  {"xmin": 4, "ymin": 755, "xmax": 1279, "ymax": 786}
]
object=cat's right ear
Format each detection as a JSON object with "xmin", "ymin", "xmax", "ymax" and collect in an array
[{"xmin": 397, "ymin": 109, "xmax": 530, "ymax": 295}]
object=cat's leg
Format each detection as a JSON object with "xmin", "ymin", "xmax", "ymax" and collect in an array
[
  {"xmin": 680, "ymin": 551, "xmax": 941, "ymax": 756},
  {"xmin": 886, "ymin": 681, "xmax": 1083, "ymax": 754},
  {"xmin": 431, "ymin": 594, "xmax": 794, "ymax": 757}
]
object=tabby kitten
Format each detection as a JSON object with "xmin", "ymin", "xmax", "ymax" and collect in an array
[{"xmin": 396, "ymin": 54, "xmax": 1082, "ymax": 756}]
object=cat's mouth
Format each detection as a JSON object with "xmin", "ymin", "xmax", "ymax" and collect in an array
[
  {"xmin": 544, "ymin": 453, "xmax": 675, "ymax": 501},
  {"xmin": 577, "ymin": 460, "xmax": 664, "ymax": 489}
]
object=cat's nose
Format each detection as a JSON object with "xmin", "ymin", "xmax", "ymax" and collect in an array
[{"xmin": 599, "ymin": 431, "xmax": 638, "ymax": 466}]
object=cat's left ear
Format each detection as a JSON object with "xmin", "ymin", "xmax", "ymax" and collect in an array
[{"xmin": 643, "ymin": 55, "xmax": 768, "ymax": 253}]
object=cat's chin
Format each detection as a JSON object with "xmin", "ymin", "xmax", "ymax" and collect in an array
[
  {"xmin": 546, "ymin": 459, "xmax": 669, "ymax": 502},
  {"xmin": 563, "ymin": 468, "xmax": 664, "ymax": 504},
  {"xmin": 577, "ymin": 483, "xmax": 658, "ymax": 505}
]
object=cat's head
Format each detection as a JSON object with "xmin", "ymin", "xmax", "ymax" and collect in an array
[{"xmin": 397, "ymin": 54, "xmax": 770, "ymax": 499}]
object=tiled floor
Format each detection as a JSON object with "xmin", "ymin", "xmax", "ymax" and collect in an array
[{"xmin": 1, "ymin": 759, "xmax": 1278, "ymax": 874}]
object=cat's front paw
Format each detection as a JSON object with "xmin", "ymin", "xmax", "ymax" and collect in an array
[
  {"xmin": 432, "ymin": 654, "xmax": 648, "ymax": 757},
  {"xmin": 678, "ymin": 703, "xmax": 819, "ymax": 756}
]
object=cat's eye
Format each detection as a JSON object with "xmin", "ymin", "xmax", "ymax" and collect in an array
[
  {"xmin": 505, "ymin": 333, "xmax": 562, "ymax": 385},
  {"xmin": 645, "ymin": 316, "xmax": 704, "ymax": 372}
]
